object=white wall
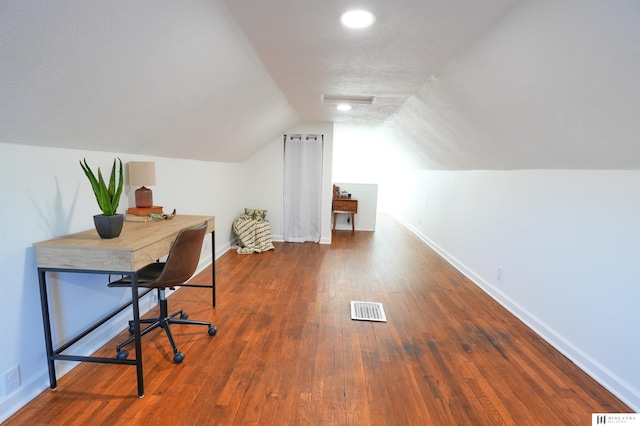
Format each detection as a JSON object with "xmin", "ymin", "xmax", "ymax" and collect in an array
[
  {"xmin": 241, "ymin": 135, "xmax": 285, "ymax": 241},
  {"xmin": 332, "ymin": 125, "xmax": 407, "ymax": 214},
  {"xmin": 0, "ymin": 142, "xmax": 244, "ymax": 421},
  {"xmin": 386, "ymin": 169, "xmax": 640, "ymax": 410}
]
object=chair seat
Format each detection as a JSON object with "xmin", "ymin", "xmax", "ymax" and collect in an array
[{"xmin": 108, "ymin": 262, "xmax": 166, "ymax": 288}]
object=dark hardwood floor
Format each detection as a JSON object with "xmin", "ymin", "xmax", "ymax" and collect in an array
[{"xmin": 6, "ymin": 214, "xmax": 630, "ymax": 425}]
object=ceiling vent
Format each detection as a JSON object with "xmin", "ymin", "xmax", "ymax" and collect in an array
[{"xmin": 322, "ymin": 94, "xmax": 375, "ymax": 105}]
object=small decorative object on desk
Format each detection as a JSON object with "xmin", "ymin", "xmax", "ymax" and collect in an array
[{"xmin": 150, "ymin": 209, "xmax": 176, "ymax": 221}]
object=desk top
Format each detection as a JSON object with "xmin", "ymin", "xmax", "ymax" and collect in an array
[{"xmin": 34, "ymin": 215, "xmax": 214, "ymax": 272}]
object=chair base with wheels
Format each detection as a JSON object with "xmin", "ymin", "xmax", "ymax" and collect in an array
[
  {"xmin": 108, "ymin": 222, "xmax": 216, "ymax": 364},
  {"xmin": 112, "ymin": 286, "xmax": 217, "ymax": 364}
]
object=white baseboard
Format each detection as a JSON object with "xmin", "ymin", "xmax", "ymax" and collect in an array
[
  {"xmin": 271, "ymin": 234, "xmax": 332, "ymax": 245},
  {"xmin": 400, "ymin": 219, "xmax": 640, "ymax": 412}
]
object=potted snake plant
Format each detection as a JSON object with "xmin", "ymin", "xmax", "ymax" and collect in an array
[{"xmin": 80, "ymin": 158, "xmax": 125, "ymax": 238}]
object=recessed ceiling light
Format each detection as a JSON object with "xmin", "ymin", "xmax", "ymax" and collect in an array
[
  {"xmin": 340, "ymin": 10, "xmax": 375, "ymax": 29},
  {"xmin": 337, "ymin": 104, "xmax": 352, "ymax": 111}
]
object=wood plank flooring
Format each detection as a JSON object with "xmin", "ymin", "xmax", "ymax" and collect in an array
[{"xmin": 6, "ymin": 214, "xmax": 631, "ymax": 425}]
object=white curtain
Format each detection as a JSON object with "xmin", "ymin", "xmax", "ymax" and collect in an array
[{"xmin": 283, "ymin": 134, "xmax": 323, "ymax": 242}]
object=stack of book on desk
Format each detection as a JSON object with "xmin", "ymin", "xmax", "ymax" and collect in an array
[{"xmin": 126, "ymin": 206, "xmax": 163, "ymax": 222}]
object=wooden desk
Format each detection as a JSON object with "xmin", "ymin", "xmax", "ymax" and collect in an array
[
  {"xmin": 33, "ymin": 214, "xmax": 215, "ymax": 397},
  {"xmin": 332, "ymin": 198, "xmax": 358, "ymax": 232}
]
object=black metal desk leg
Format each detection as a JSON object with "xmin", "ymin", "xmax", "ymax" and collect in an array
[
  {"xmin": 211, "ymin": 230, "xmax": 216, "ymax": 307},
  {"xmin": 130, "ymin": 273, "xmax": 144, "ymax": 397},
  {"xmin": 37, "ymin": 268, "xmax": 57, "ymax": 390}
]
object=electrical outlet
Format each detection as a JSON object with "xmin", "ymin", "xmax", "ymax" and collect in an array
[
  {"xmin": 497, "ymin": 267, "xmax": 505, "ymax": 282},
  {"xmin": 1, "ymin": 365, "xmax": 21, "ymax": 396}
]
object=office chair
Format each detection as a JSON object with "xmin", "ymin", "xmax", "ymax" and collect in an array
[{"xmin": 109, "ymin": 221, "xmax": 217, "ymax": 363}]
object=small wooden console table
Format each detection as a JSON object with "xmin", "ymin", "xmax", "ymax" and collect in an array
[
  {"xmin": 33, "ymin": 214, "xmax": 215, "ymax": 397},
  {"xmin": 332, "ymin": 198, "xmax": 358, "ymax": 232}
]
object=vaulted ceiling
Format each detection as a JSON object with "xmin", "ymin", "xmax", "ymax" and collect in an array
[{"xmin": 1, "ymin": 1, "xmax": 639, "ymax": 169}]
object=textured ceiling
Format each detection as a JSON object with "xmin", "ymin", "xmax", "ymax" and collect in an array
[
  {"xmin": 223, "ymin": 0, "xmax": 640, "ymax": 170},
  {"xmin": 222, "ymin": 0, "xmax": 517, "ymax": 126},
  {"xmin": 1, "ymin": 1, "xmax": 639, "ymax": 169}
]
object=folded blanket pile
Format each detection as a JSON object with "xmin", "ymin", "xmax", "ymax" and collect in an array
[{"xmin": 232, "ymin": 214, "xmax": 275, "ymax": 254}]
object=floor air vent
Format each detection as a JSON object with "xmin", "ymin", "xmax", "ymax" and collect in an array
[{"xmin": 350, "ymin": 301, "xmax": 387, "ymax": 322}]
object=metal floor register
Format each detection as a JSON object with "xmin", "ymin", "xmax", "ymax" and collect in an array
[{"xmin": 350, "ymin": 301, "xmax": 387, "ymax": 322}]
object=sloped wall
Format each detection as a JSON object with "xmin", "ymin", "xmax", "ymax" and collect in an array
[
  {"xmin": 0, "ymin": 0, "xmax": 299, "ymax": 163},
  {"xmin": 380, "ymin": 0, "xmax": 640, "ymax": 170}
]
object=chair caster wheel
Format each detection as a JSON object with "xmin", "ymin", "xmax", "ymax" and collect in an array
[
  {"xmin": 180, "ymin": 313, "xmax": 189, "ymax": 319},
  {"xmin": 173, "ymin": 352, "xmax": 185, "ymax": 363},
  {"xmin": 117, "ymin": 350, "xmax": 128, "ymax": 360},
  {"xmin": 128, "ymin": 325, "xmax": 135, "ymax": 334},
  {"xmin": 208, "ymin": 326, "xmax": 217, "ymax": 336}
]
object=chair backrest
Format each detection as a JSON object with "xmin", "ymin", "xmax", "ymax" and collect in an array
[{"xmin": 149, "ymin": 221, "xmax": 208, "ymax": 288}]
